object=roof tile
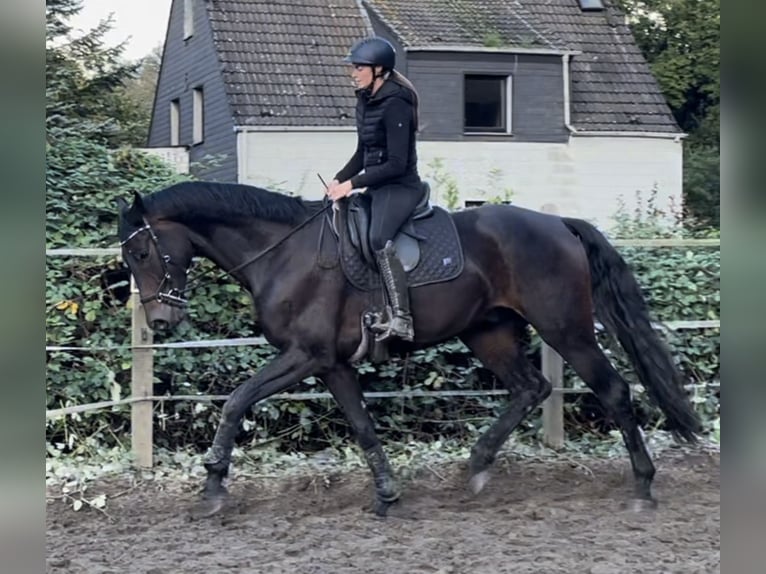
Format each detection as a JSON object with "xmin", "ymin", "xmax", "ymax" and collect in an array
[{"xmin": 207, "ymin": 0, "xmax": 367, "ymax": 126}]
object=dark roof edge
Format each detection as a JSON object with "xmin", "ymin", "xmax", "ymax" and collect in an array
[
  {"xmin": 360, "ymin": 0, "xmax": 408, "ymax": 46},
  {"xmin": 354, "ymin": 0, "xmax": 377, "ymax": 35},
  {"xmin": 568, "ymin": 130, "xmax": 687, "ymax": 138},
  {"xmin": 405, "ymin": 45, "xmax": 580, "ymax": 56},
  {"xmin": 234, "ymin": 125, "xmax": 357, "ymax": 132}
]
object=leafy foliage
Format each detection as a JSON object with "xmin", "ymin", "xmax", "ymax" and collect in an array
[{"xmin": 46, "ymin": 0, "xmax": 148, "ymax": 147}]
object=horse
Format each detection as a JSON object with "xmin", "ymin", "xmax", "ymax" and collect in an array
[{"xmin": 116, "ymin": 180, "xmax": 701, "ymax": 517}]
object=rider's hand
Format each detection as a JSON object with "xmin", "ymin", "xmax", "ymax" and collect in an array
[{"xmin": 327, "ymin": 180, "xmax": 353, "ymax": 201}]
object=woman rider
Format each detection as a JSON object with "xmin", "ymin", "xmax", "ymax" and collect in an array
[{"xmin": 326, "ymin": 36, "xmax": 423, "ymax": 343}]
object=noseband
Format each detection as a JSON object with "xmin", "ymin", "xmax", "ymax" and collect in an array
[{"xmin": 120, "ymin": 220, "xmax": 189, "ymax": 308}]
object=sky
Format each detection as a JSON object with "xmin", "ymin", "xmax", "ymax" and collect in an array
[{"xmin": 70, "ymin": 0, "xmax": 173, "ymax": 61}]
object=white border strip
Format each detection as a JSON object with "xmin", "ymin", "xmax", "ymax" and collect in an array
[{"xmin": 405, "ymin": 45, "xmax": 581, "ymax": 56}]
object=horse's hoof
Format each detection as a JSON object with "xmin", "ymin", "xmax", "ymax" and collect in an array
[
  {"xmin": 622, "ymin": 498, "xmax": 658, "ymax": 512},
  {"xmin": 189, "ymin": 492, "xmax": 229, "ymax": 520},
  {"xmin": 372, "ymin": 498, "xmax": 396, "ymax": 518},
  {"xmin": 468, "ymin": 470, "xmax": 490, "ymax": 495}
]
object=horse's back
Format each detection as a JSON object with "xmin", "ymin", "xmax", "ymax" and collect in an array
[
  {"xmin": 450, "ymin": 202, "xmax": 592, "ymax": 309},
  {"xmin": 452, "ymin": 203, "xmax": 577, "ymax": 248}
]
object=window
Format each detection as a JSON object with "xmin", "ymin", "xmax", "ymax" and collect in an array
[
  {"xmin": 464, "ymin": 74, "xmax": 512, "ymax": 134},
  {"xmin": 169, "ymin": 99, "xmax": 180, "ymax": 145},
  {"xmin": 192, "ymin": 87, "xmax": 204, "ymax": 144},
  {"xmin": 464, "ymin": 199, "xmax": 511, "ymax": 209},
  {"xmin": 577, "ymin": 0, "xmax": 605, "ymax": 11},
  {"xmin": 183, "ymin": 0, "xmax": 194, "ymax": 39}
]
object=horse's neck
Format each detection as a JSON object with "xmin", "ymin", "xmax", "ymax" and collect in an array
[{"xmin": 189, "ymin": 219, "xmax": 290, "ymax": 288}]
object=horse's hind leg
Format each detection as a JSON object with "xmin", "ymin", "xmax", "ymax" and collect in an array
[
  {"xmin": 542, "ymin": 329, "xmax": 657, "ymax": 507},
  {"xmin": 323, "ymin": 363, "xmax": 399, "ymax": 517},
  {"xmin": 460, "ymin": 319, "xmax": 552, "ymax": 493}
]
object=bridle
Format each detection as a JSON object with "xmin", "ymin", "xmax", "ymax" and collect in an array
[
  {"xmin": 120, "ymin": 219, "xmax": 189, "ymax": 308},
  {"xmin": 120, "ymin": 200, "xmax": 332, "ymax": 309}
]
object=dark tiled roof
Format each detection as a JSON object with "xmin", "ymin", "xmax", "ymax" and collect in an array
[
  {"xmin": 361, "ymin": 0, "xmax": 567, "ymax": 50},
  {"xmin": 205, "ymin": 0, "xmax": 679, "ymax": 133},
  {"xmin": 206, "ymin": 0, "xmax": 367, "ymax": 126},
  {"xmin": 516, "ymin": 0, "xmax": 680, "ymax": 132}
]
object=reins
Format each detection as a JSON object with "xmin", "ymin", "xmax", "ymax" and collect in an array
[{"xmin": 181, "ymin": 200, "xmax": 333, "ymax": 296}]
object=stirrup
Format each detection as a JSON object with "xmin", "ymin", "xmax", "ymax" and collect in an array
[{"xmin": 375, "ymin": 315, "xmax": 414, "ymax": 343}]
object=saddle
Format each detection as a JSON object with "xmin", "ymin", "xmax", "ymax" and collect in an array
[
  {"xmin": 328, "ymin": 181, "xmax": 464, "ymax": 292},
  {"xmin": 318, "ymin": 181, "xmax": 464, "ymax": 363},
  {"xmin": 347, "ymin": 182, "xmax": 434, "ymax": 272}
]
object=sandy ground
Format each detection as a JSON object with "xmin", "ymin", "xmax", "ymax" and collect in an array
[{"xmin": 46, "ymin": 449, "xmax": 719, "ymax": 573}]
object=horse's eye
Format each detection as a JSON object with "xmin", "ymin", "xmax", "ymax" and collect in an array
[{"xmin": 130, "ymin": 249, "xmax": 150, "ymax": 262}]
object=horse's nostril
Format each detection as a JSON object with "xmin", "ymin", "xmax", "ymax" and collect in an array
[{"xmin": 150, "ymin": 319, "xmax": 171, "ymax": 332}]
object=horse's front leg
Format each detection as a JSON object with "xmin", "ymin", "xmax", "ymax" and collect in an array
[
  {"xmin": 324, "ymin": 363, "xmax": 399, "ymax": 517},
  {"xmin": 197, "ymin": 348, "xmax": 317, "ymax": 516}
]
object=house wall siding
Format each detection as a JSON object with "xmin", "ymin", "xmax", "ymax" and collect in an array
[
  {"xmin": 148, "ymin": 0, "xmax": 237, "ymax": 182},
  {"xmin": 408, "ymin": 52, "xmax": 568, "ymax": 143},
  {"xmin": 417, "ymin": 136, "xmax": 682, "ymax": 227},
  {"xmin": 366, "ymin": 11, "xmax": 566, "ymax": 143},
  {"xmin": 237, "ymin": 129, "xmax": 358, "ymax": 194},
  {"xmin": 239, "ymin": 131, "xmax": 682, "ymax": 230}
]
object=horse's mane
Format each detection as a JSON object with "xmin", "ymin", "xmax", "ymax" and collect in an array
[{"xmin": 143, "ymin": 181, "xmax": 323, "ymax": 225}]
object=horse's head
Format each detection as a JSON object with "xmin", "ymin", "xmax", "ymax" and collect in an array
[{"xmin": 117, "ymin": 192, "xmax": 192, "ymax": 333}]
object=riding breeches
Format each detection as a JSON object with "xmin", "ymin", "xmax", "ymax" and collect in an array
[{"xmin": 367, "ymin": 183, "xmax": 424, "ymax": 252}]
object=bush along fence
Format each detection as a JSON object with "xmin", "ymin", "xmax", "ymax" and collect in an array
[{"xmin": 45, "ymin": 234, "xmax": 720, "ymax": 468}]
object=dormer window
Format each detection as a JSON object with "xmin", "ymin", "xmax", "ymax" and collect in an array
[
  {"xmin": 463, "ymin": 74, "xmax": 513, "ymax": 134},
  {"xmin": 577, "ymin": 0, "xmax": 605, "ymax": 10}
]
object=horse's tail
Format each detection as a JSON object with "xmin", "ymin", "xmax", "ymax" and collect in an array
[{"xmin": 562, "ymin": 217, "xmax": 702, "ymax": 442}]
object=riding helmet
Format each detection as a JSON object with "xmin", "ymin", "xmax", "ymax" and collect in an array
[{"xmin": 344, "ymin": 36, "xmax": 396, "ymax": 70}]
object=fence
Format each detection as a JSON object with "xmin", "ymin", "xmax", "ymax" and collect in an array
[{"xmin": 46, "ymin": 238, "xmax": 720, "ymax": 467}]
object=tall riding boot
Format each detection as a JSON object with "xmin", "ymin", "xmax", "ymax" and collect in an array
[{"xmin": 374, "ymin": 240, "xmax": 414, "ymax": 342}]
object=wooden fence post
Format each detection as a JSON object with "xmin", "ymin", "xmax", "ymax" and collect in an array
[
  {"xmin": 541, "ymin": 344, "xmax": 565, "ymax": 448},
  {"xmin": 130, "ymin": 277, "xmax": 154, "ymax": 468},
  {"xmin": 539, "ymin": 202, "xmax": 565, "ymax": 448}
]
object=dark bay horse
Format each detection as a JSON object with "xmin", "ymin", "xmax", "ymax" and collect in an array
[{"xmin": 117, "ymin": 181, "xmax": 701, "ymax": 516}]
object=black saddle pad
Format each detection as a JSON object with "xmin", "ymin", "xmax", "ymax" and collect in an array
[{"xmin": 339, "ymin": 206, "xmax": 464, "ymax": 292}]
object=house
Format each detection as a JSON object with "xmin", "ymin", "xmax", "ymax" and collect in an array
[{"xmin": 147, "ymin": 0, "xmax": 683, "ymax": 229}]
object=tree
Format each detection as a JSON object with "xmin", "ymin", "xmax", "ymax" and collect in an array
[
  {"xmin": 46, "ymin": 0, "xmax": 141, "ymax": 146},
  {"xmin": 115, "ymin": 46, "xmax": 163, "ymax": 146},
  {"xmin": 616, "ymin": 0, "xmax": 720, "ymax": 227},
  {"xmin": 46, "ymin": 0, "xmax": 184, "ymax": 246}
]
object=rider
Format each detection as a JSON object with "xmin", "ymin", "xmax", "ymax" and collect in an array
[{"xmin": 326, "ymin": 36, "xmax": 423, "ymax": 343}]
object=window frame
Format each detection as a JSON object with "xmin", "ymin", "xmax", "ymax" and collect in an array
[
  {"xmin": 462, "ymin": 73, "xmax": 513, "ymax": 136},
  {"xmin": 577, "ymin": 0, "xmax": 605, "ymax": 11},
  {"xmin": 464, "ymin": 199, "xmax": 512, "ymax": 209}
]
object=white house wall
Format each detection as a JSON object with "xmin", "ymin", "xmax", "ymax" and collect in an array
[{"xmin": 239, "ymin": 130, "xmax": 683, "ymax": 230}]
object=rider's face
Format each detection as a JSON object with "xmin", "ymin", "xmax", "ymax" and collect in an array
[{"xmin": 350, "ymin": 64, "xmax": 374, "ymax": 89}]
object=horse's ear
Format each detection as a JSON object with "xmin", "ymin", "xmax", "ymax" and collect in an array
[
  {"xmin": 118, "ymin": 192, "xmax": 146, "ymax": 227},
  {"xmin": 132, "ymin": 191, "xmax": 146, "ymax": 215}
]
